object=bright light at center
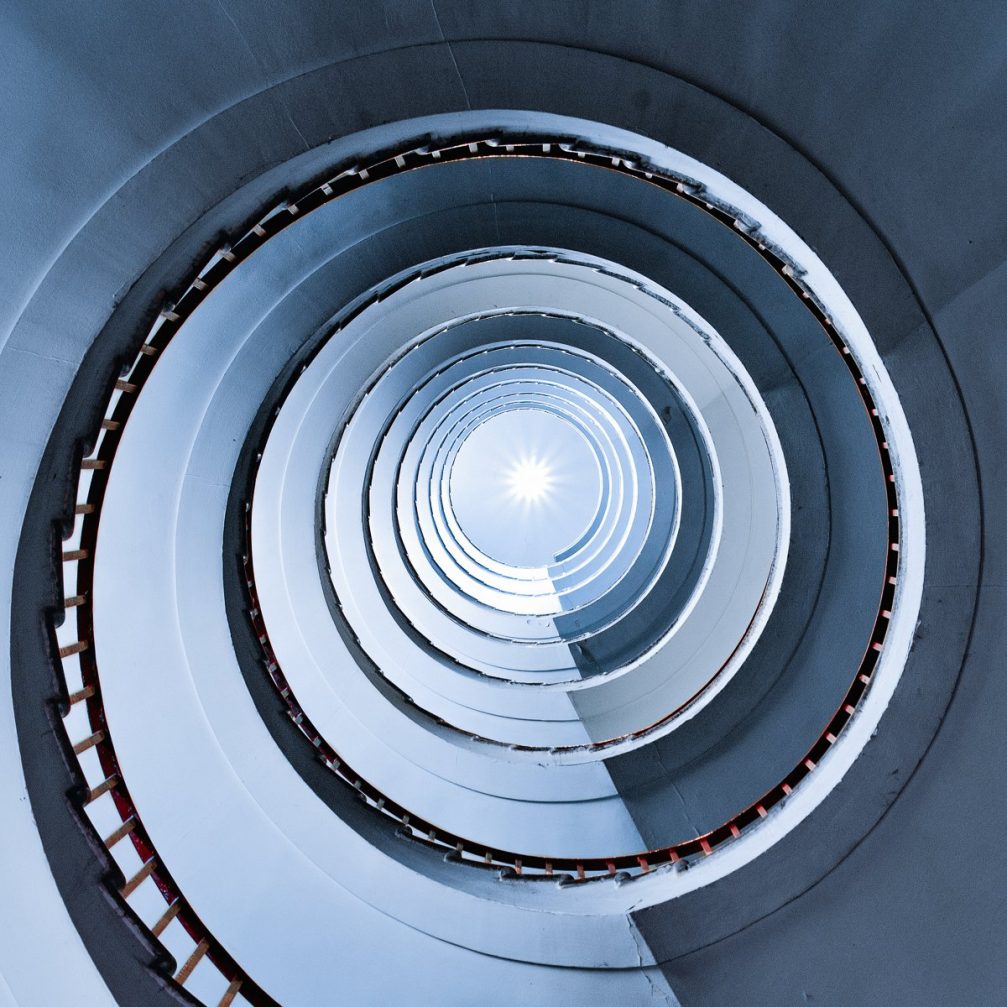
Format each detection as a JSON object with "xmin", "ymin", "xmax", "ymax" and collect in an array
[{"xmin": 507, "ymin": 457, "xmax": 553, "ymax": 503}]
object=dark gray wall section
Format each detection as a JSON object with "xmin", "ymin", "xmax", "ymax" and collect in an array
[{"xmin": 3, "ymin": 2, "xmax": 1003, "ymax": 1005}]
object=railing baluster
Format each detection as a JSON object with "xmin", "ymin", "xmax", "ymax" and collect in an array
[
  {"xmin": 150, "ymin": 900, "xmax": 181, "ymax": 938},
  {"xmin": 120, "ymin": 858, "xmax": 156, "ymax": 898},
  {"xmin": 218, "ymin": 979, "xmax": 242, "ymax": 1007},
  {"xmin": 175, "ymin": 938, "xmax": 209, "ymax": 984},
  {"xmin": 72, "ymin": 729, "xmax": 103, "ymax": 755}
]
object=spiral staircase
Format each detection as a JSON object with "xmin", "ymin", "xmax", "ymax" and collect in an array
[{"xmin": 1, "ymin": 4, "xmax": 1004, "ymax": 1004}]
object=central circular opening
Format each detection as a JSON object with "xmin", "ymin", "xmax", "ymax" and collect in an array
[{"xmin": 448, "ymin": 407, "xmax": 603, "ymax": 569}]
